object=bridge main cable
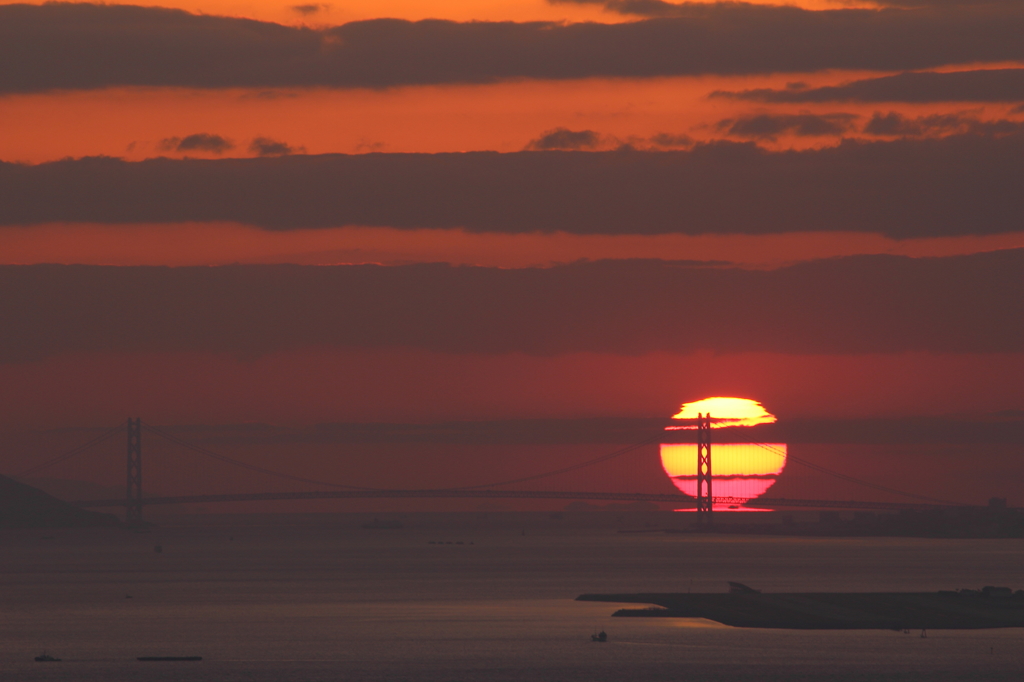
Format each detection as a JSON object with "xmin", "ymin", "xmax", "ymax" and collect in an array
[
  {"xmin": 70, "ymin": 489, "xmax": 963, "ymax": 512},
  {"xmin": 141, "ymin": 422, "xmax": 663, "ymax": 493},
  {"xmin": 751, "ymin": 442, "xmax": 959, "ymax": 506},
  {"xmin": 10, "ymin": 423, "xmax": 125, "ymax": 479}
]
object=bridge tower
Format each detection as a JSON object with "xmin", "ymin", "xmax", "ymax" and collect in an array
[
  {"xmin": 126, "ymin": 418, "xmax": 143, "ymax": 525},
  {"xmin": 696, "ymin": 413, "xmax": 712, "ymax": 524}
]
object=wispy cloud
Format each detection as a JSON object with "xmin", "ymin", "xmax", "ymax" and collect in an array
[
  {"xmin": 715, "ymin": 113, "xmax": 858, "ymax": 140},
  {"xmin": 159, "ymin": 133, "xmax": 235, "ymax": 154},
  {"xmin": 863, "ymin": 111, "xmax": 1024, "ymax": 137},
  {"xmin": 525, "ymin": 128, "xmax": 602, "ymax": 150},
  {"xmin": 249, "ymin": 137, "xmax": 304, "ymax": 156},
  {"xmin": 291, "ymin": 3, "xmax": 328, "ymax": 16},
  {"xmin": 550, "ymin": 0, "xmax": 1024, "ymax": 15},
  {"xmin": 711, "ymin": 69, "xmax": 1024, "ymax": 104}
]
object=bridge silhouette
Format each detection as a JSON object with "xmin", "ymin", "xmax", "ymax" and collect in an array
[{"xmin": 11, "ymin": 418, "xmax": 966, "ymax": 523}]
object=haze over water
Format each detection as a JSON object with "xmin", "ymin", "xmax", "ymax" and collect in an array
[{"xmin": 3, "ymin": 513, "xmax": 1024, "ymax": 682}]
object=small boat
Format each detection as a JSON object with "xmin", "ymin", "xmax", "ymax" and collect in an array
[
  {"xmin": 591, "ymin": 631, "xmax": 607, "ymax": 642},
  {"xmin": 34, "ymin": 653, "xmax": 61, "ymax": 662}
]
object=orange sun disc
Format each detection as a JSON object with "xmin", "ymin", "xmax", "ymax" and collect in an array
[{"xmin": 661, "ymin": 397, "xmax": 786, "ymax": 509}]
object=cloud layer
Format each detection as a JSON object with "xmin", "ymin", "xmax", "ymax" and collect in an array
[
  {"xmin": 0, "ymin": 252, "xmax": 1020, "ymax": 363},
  {"xmin": 551, "ymin": 0, "xmax": 1024, "ymax": 15},
  {"xmin": 863, "ymin": 112, "xmax": 1024, "ymax": 137},
  {"xmin": 3, "ymin": 136, "xmax": 1024, "ymax": 237},
  {"xmin": 716, "ymin": 113, "xmax": 858, "ymax": 140},
  {"xmin": 249, "ymin": 137, "xmax": 303, "ymax": 156},
  {"xmin": 3, "ymin": 3, "xmax": 1024, "ymax": 92},
  {"xmin": 159, "ymin": 133, "xmax": 235, "ymax": 154},
  {"xmin": 85, "ymin": 415, "xmax": 1023, "ymax": 446},
  {"xmin": 714, "ymin": 69, "xmax": 1024, "ymax": 104},
  {"xmin": 525, "ymin": 128, "xmax": 602, "ymax": 150}
]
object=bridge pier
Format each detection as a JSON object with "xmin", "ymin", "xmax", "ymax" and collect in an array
[
  {"xmin": 126, "ymin": 418, "xmax": 142, "ymax": 525},
  {"xmin": 696, "ymin": 413, "xmax": 712, "ymax": 525}
]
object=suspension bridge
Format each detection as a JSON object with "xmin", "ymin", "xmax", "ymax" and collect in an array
[{"xmin": 9, "ymin": 418, "xmax": 967, "ymax": 524}]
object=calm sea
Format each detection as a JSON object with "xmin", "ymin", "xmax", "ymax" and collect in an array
[{"xmin": 2, "ymin": 512, "xmax": 1023, "ymax": 681}]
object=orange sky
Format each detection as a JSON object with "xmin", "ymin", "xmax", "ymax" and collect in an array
[
  {"xmin": 7, "ymin": 0, "xmax": 875, "ymax": 25},
  {"xmin": 3, "ymin": 223, "xmax": 1023, "ymax": 268},
  {"xmin": 1, "ymin": 349, "xmax": 1021, "ymax": 429},
  {"xmin": 4, "ymin": 0, "xmax": 616, "ymax": 24},
  {"xmin": 3, "ymin": 73, "xmax": 1022, "ymax": 163},
  {"xmin": 2, "ymin": 0, "xmax": 1022, "ymax": 507}
]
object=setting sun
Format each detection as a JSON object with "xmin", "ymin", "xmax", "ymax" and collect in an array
[
  {"xmin": 661, "ymin": 397, "xmax": 786, "ymax": 508},
  {"xmin": 668, "ymin": 397, "xmax": 777, "ymax": 428}
]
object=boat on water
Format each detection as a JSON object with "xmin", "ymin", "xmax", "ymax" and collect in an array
[
  {"xmin": 578, "ymin": 583, "xmax": 1024, "ymax": 630},
  {"xmin": 591, "ymin": 631, "xmax": 608, "ymax": 642},
  {"xmin": 34, "ymin": 653, "xmax": 61, "ymax": 662}
]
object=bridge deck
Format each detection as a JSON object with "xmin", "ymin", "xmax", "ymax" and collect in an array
[{"xmin": 70, "ymin": 490, "xmax": 967, "ymax": 512}]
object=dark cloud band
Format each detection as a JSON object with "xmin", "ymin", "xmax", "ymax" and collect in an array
[
  {"xmin": 714, "ymin": 69, "xmax": 1024, "ymax": 104},
  {"xmin": 554, "ymin": 0, "xmax": 1024, "ymax": 16},
  {"xmin": 107, "ymin": 416, "xmax": 1024, "ymax": 446},
  {"xmin": 3, "ymin": 136, "xmax": 1024, "ymax": 237},
  {"xmin": 3, "ymin": 3, "xmax": 1024, "ymax": 92},
  {"xmin": 863, "ymin": 112, "xmax": 1024, "ymax": 137},
  {"xmin": 0, "ymin": 253, "xmax": 1020, "ymax": 362},
  {"xmin": 716, "ymin": 113, "xmax": 859, "ymax": 140}
]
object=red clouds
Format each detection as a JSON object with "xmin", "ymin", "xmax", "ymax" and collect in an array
[{"xmin": 0, "ymin": 252, "xmax": 1021, "ymax": 364}]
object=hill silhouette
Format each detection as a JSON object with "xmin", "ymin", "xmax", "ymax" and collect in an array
[{"xmin": 0, "ymin": 474, "xmax": 120, "ymax": 528}]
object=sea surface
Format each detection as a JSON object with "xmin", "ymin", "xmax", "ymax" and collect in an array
[{"xmin": 2, "ymin": 512, "xmax": 1024, "ymax": 681}]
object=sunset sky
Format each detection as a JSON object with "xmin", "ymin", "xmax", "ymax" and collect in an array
[{"xmin": 2, "ymin": 0, "xmax": 1022, "ymax": 508}]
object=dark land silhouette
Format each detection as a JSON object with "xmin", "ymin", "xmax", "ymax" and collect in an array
[
  {"xmin": 0, "ymin": 475, "xmax": 119, "ymax": 529},
  {"xmin": 578, "ymin": 583, "xmax": 1024, "ymax": 630}
]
